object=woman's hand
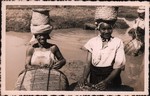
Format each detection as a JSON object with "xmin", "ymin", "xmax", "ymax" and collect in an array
[
  {"xmin": 95, "ymin": 80, "xmax": 108, "ymax": 91},
  {"xmin": 25, "ymin": 64, "xmax": 33, "ymax": 69},
  {"xmin": 52, "ymin": 59, "xmax": 66, "ymax": 69},
  {"xmin": 78, "ymin": 77, "xmax": 87, "ymax": 87},
  {"xmin": 25, "ymin": 64, "xmax": 40, "ymax": 69},
  {"xmin": 52, "ymin": 64, "xmax": 62, "ymax": 69},
  {"xmin": 95, "ymin": 68, "xmax": 121, "ymax": 90}
]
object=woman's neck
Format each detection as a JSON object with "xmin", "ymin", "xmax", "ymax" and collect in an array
[
  {"xmin": 38, "ymin": 42, "xmax": 50, "ymax": 48},
  {"xmin": 100, "ymin": 35, "xmax": 112, "ymax": 42}
]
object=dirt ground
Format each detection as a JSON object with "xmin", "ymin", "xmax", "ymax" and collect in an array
[{"xmin": 4, "ymin": 28, "xmax": 146, "ymax": 91}]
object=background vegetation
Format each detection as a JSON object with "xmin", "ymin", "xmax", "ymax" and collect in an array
[{"xmin": 6, "ymin": 5, "xmax": 138, "ymax": 32}]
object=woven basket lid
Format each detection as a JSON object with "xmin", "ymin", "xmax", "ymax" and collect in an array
[
  {"xmin": 95, "ymin": 6, "xmax": 118, "ymax": 21},
  {"xmin": 31, "ymin": 9, "xmax": 50, "ymax": 26}
]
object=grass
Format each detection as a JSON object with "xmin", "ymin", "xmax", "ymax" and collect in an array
[
  {"xmin": 6, "ymin": 5, "xmax": 137, "ymax": 32},
  {"xmin": 118, "ymin": 6, "xmax": 138, "ymax": 21}
]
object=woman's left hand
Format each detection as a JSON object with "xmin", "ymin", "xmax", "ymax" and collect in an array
[
  {"xmin": 52, "ymin": 61, "xmax": 65, "ymax": 69},
  {"xmin": 95, "ymin": 81, "xmax": 108, "ymax": 91},
  {"xmin": 52, "ymin": 64, "xmax": 62, "ymax": 69}
]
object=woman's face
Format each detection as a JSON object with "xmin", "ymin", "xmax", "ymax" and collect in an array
[
  {"xmin": 35, "ymin": 34, "xmax": 49, "ymax": 45},
  {"xmin": 98, "ymin": 23, "xmax": 113, "ymax": 39}
]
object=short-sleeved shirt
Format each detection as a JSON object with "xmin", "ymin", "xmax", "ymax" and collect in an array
[{"xmin": 84, "ymin": 35, "xmax": 126, "ymax": 69}]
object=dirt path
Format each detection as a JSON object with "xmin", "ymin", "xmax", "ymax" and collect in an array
[{"xmin": 5, "ymin": 28, "xmax": 144, "ymax": 91}]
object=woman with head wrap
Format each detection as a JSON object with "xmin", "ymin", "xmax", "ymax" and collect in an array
[
  {"xmin": 15, "ymin": 9, "xmax": 68, "ymax": 91},
  {"xmin": 79, "ymin": 6, "xmax": 126, "ymax": 91},
  {"xmin": 26, "ymin": 9, "xmax": 66, "ymax": 70},
  {"xmin": 126, "ymin": 6, "xmax": 145, "ymax": 56}
]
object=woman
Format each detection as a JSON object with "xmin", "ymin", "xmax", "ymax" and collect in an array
[
  {"xmin": 79, "ymin": 6, "xmax": 126, "ymax": 91},
  {"xmin": 126, "ymin": 6, "xmax": 145, "ymax": 56},
  {"xmin": 25, "ymin": 32, "xmax": 66, "ymax": 70},
  {"xmin": 15, "ymin": 9, "xmax": 68, "ymax": 91}
]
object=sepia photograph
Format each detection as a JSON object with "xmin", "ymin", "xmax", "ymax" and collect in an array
[{"xmin": 1, "ymin": 1, "xmax": 149, "ymax": 95}]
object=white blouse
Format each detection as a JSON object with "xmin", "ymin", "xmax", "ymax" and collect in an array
[
  {"xmin": 31, "ymin": 49, "xmax": 56, "ymax": 66},
  {"xmin": 133, "ymin": 18, "xmax": 145, "ymax": 30},
  {"xmin": 84, "ymin": 35, "xmax": 126, "ymax": 69}
]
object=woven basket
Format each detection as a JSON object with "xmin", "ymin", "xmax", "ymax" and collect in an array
[
  {"xmin": 124, "ymin": 39, "xmax": 143, "ymax": 56},
  {"xmin": 15, "ymin": 68, "xmax": 69, "ymax": 91},
  {"xmin": 95, "ymin": 6, "xmax": 118, "ymax": 21},
  {"xmin": 31, "ymin": 9, "xmax": 50, "ymax": 26}
]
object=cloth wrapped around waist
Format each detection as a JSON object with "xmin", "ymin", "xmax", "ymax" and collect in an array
[
  {"xmin": 90, "ymin": 64, "xmax": 113, "ymax": 76},
  {"xmin": 90, "ymin": 64, "xmax": 121, "ymax": 87}
]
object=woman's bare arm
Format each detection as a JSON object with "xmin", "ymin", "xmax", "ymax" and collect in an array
[
  {"xmin": 51, "ymin": 45, "xmax": 66, "ymax": 69},
  {"xmin": 25, "ymin": 45, "xmax": 34, "ymax": 69},
  {"xmin": 79, "ymin": 51, "xmax": 92, "ymax": 87}
]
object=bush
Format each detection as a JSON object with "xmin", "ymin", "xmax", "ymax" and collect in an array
[
  {"xmin": 118, "ymin": 6, "xmax": 138, "ymax": 21},
  {"xmin": 6, "ymin": 6, "xmax": 137, "ymax": 32},
  {"xmin": 115, "ymin": 19, "xmax": 129, "ymax": 29},
  {"xmin": 6, "ymin": 9, "xmax": 32, "ymax": 32}
]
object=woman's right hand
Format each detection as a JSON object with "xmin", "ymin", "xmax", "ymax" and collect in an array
[
  {"xmin": 78, "ymin": 77, "xmax": 87, "ymax": 87},
  {"xmin": 25, "ymin": 64, "xmax": 33, "ymax": 69}
]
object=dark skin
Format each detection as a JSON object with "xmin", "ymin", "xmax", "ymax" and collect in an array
[
  {"xmin": 138, "ymin": 12, "xmax": 145, "ymax": 20},
  {"xmin": 79, "ymin": 22, "xmax": 122, "ymax": 89},
  {"xmin": 25, "ymin": 33, "xmax": 66, "ymax": 69}
]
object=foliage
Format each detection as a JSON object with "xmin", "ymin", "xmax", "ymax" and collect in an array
[{"xmin": 6, "ymin": 6, "xmax": 137, "ymax": 32}]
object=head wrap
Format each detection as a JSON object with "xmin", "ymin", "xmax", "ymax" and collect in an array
[
  {"xmin": 29, "ymin": 9, "xmax": 52, "ymax": 43},
  {"xmin": 137, "ymin": 6, "xmax": 145, "ymax": 13}
]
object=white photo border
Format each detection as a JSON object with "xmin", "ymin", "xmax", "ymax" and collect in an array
[{"xmin": 1, "ymin": 1, "xmax": 149, "ymax": 95}]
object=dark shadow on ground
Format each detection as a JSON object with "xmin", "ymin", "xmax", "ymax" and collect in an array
[
  {"xmin": 68, "ymin": 82, "xmax": 134, "ymax": 91},
  {"xmin": 68, "ymin": 82, "xmax": 78, "ymax": 91}
]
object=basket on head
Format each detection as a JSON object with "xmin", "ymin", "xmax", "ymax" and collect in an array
[
  {"xmin": 31, "ymin": 9, "xmax": 50, "ymax": 26},
  {"xmin": 95, "ymin": 6, "xmax": 118, "ymax": 26},
  {"xmin": 30, "ymin": 9, "xmax": 53, "ymax": 35}
]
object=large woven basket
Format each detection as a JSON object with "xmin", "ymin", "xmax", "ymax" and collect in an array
[
  {"xmin": 95, "ymin": 6, "xmax": 118, "ymax": 21},
  {"xmin": 15, "ymin": 68, "xmax": 69, "ymax": 91},
  {"xmin": 31, "ymin": 9, "xmax": 50, "ymax": 26}
]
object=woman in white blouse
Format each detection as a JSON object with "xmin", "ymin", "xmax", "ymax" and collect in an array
[
  {"xmin": 79, "ymin": 6, "xmax": 126, "ymax": 91},
  {"xmin": 79, "ymin": 21, "xmax": 126, "ymax": 91}
]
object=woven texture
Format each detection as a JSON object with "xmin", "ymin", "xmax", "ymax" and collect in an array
[
  {"xmin": 95, "ymin": 6, "xmax": 118, "ymax": 21},
  {"xmin": 30, "ymin": 9, "xmax": 52, "ymax": 35},
  {"xmin": 15, "ymin": 68, "xmax": 69, "ymax": 91},
  {"xmin": 124, "ymin": 39, "xmax": 143, "ymax": 56},
  {"xmin": 31, "ymin": 9, "xmax": 50, "ymax": 26}
]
